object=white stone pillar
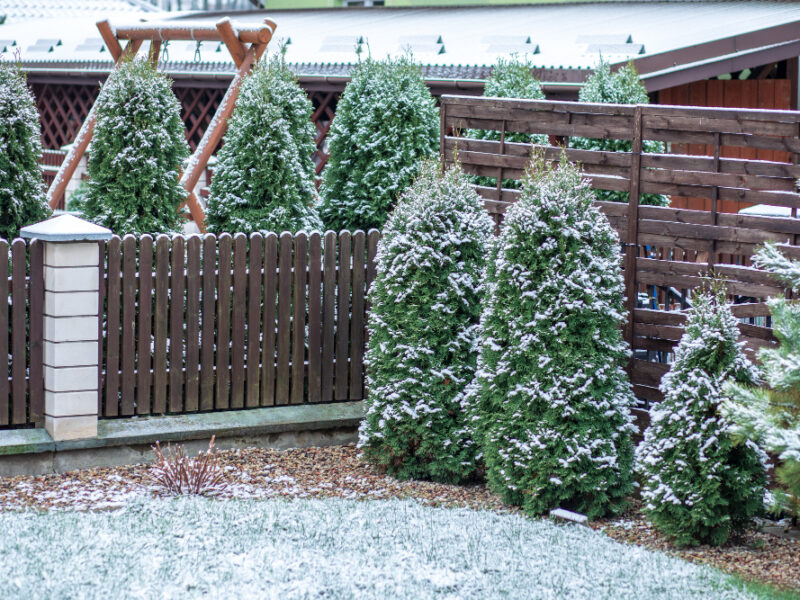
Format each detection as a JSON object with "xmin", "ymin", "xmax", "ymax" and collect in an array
[{"xmin": 21, "ymin": 215, "xmax": 112, "ymax": 441}]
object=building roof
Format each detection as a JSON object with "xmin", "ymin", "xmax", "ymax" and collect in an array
[
  {"xmin": 1, "ymin": 0, "xmax": 154, "ymax": 25},
  {"xmin": 3, "ymin": 2, "xmax": 800, "ymax": 91}
]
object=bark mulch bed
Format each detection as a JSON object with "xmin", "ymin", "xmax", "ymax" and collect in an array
[{"xmin": 1, "ymin": 443, "xmax": 797, "ymax": 593}]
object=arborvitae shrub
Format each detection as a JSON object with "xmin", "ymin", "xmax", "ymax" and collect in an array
[
  {"xmin": 469, "ymin": 157, "xmax": 636, "ymax": 518},
  {"xmin": 637, "ymin": 287, "xmax": 768, "ymax": 547},
  {"xmin": 570, "ymin": 61, "xmax": 668, "ymax": 206},
  {"xmin": 724, "ymin": 243, "xmax": 800, "ymax": 521},
  {"xmin": 466, "ymin": 57, "xmax": 548, "ymax": 189},
  {"xmin": 0, "ymin": 63, "xmax": 50, "ymax": 240},
  {"xmin": 206, "ymin": 55, "xmax": 321, "ymax": 234},
  {"xmin": 319, "ymin": 56, "xmax": 439, "ymax": 232},
  {"xmin": 359, "ymin": 162, "xmax": 494, "ymax": 483},
  {"xmin": 82, "ymin": 59, "xmax": 189, "ymax": 235}
]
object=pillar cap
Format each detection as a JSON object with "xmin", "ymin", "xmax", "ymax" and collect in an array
[{"xmin": 21, "ymin": 215, "xmax": 113, "ymax": 242}]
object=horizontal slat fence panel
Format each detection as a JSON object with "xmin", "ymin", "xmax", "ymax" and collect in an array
[
  {"xmin": 87, "ymin": 230, "xmax": 377, "ymax": 422},
  {"xmin": 441, "ymin": 94, "xmax": 800, "ymax": 405}
]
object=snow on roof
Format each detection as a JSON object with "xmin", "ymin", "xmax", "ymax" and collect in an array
[
  {"xmin": 3, "ymin": 2, "xmax": 800, "ymax": 82},
  {"xmin": 0, "ymin": 0, "xmax": 153, "ymax": 25}
]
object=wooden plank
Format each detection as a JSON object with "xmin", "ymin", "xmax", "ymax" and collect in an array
[
  {"xmin": 630, "ymin": 358, "xmax": 670, "ymax": 388},
  {"xmin": 137, "ymin": 235, "xmax": 153, "ymax": 415},
  {"xmin": 640, "ymin": 165, "xmax": 796, "ymax": 192},
  {"xmin": 321, "ymin": 231, "xmax": 336, "ymax": 403},
  {"xmin": 28, "ymin": 239, "xmax": 43, "ymax": 424},
  {"xmin": 261, "ymin": 233, "xmax": 277, "ymax": 406},
  {"xmin": 307, "ymin": 232, "xmax": 322, "ymax": 404},
  {"xmin": 636, "ymin": 219, "xmax": 789, "ymax": 245},
  {"xmin": 276, "ymin": 232, "xmax": 292, "ymax": 405},
  {"xmin": 10, "ymin": 241, "xmax": 27, "ymax": 424},
  {"xmin": 169, "ymin": 235, "xmax": 185, "ymax": 413},
  {"xmin": 104, "ymin": 236, "xmax": 121, "ymax": 418},
  {"xmin": 200, "ymin": 234, "xmax": 216, "ymax": 411},
  {"xmin": 215, "ymin": 233, "xmax": 232, "ymax": 410},
  {"xmin": 246, "ymin": 233, "xmax": 263, "ymax": 408},
  {"xmin": 440, "ymin": 95, "xmax": 638, "ymax": 116},
  {"xmin": 640, "ymin": 101, "xmax": 800, "ymax": 123},
  {"xmin": 641, "ymin": 152, "xmax": 800, "ymax": 179},
  {"xmin": 335, "ymin": 231, "xmax": 351, "ymax": 401},
  {"xmin": 230, "ymin": 233, "xmax": 247, "ymax": 409},
  {"xmin": 632, "ymin": 384, "xmax": 663, "ymax": 404},
  {"xmin": 185, "ymin": 235, "xmax": 201, "ymax": 412},
  {"xmin": 292, "ymin": 232, "xmax": 307, "ymax": 405},
  {"xmin": 730, "ymin": 302, "xmax": 771, "ymax": 318},
  {"xmin": 446, "ymin": 115, "xmax": 633, "ymax": 141},
  {"xmin": 153, "ymin": 235, "xmax": 170, "ymax": 414},
  {"xmin": 120, "ymin": 235, "xmax": 137, "ymax": 416},
  {"xmin": 445, "ymin": 102, "xmax": 634, "ymax": 129},
  {"xmin": 0, "ymin": 240, "xmax": 8, "ymax": 426},
  {"xmin": 349, "ymin": 231, "xmax": 366, "ymax": 400}
]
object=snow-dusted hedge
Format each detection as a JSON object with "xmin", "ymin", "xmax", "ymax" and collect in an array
[
  {"xmin": 206, "ymin": 54, "xmax": 322, "ymax": 234},
  {"xmin": 81, "ymin": 59, "xmax": 189, "ymax": 235},
  {"xmin": 468, "ymin": 157, "xmax": 636, "ymax": 518},
  {"xmin": 319, "ymin": 56, "xmax": 439, "ymax": 232},
  {"xmin": 359, "ymin": 162, "xmax": 494, "ymax": 482},
  {"xmin": 569, "ymin": 61, "xmax": 668, "ymax": 206},
  {"xmin": 637, "ymin": 287, "xmax": 768, "ymax": 547},
  {"xmin": 0, "ymin": 63, "xmax": 50, "ymax": 240}
]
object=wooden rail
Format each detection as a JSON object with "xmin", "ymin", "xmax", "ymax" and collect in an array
[{"xmin": 441, "ymin": 94, "xmax": 800, "ymax": 402}]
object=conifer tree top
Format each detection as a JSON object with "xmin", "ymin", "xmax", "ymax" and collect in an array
[{"xmin": 579, "ymin": 60, "xmax": 650, "ymax": 105}]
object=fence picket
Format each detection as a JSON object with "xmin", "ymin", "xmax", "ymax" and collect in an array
[
  {"xmin": 137, "ymin": 235, "xmax": 153, "ymax": 415},
  {"xmin": 104, "ymin": 236, "xmax": 121, "ymax": 417},
  {"xmin": 349, "ymin": 231, "xmax": 365, "ymax": 400},
  {"xmin": 216, "ymin": 234, "xmax": 232, "ymax": 410},
  {"xmin": 121, "ymin": 235, "xmax": 137, "ymax": 415},
  {"xmin": 0, "ymin": 241, "xmax": 8, "ymax": 426},
  {"xmin": 292, "ymin": 232, "xmax": 307, "ymax": 404},
  {"xmin": 307, "ymin": 232, "xmax": 322, "ymax": 404},
  {"xmin": 261, "ymin": 233, "xmax": 277, "ymax": 406},
  {"xmin": 200, "ymin": 234, "xmax": 216, "ymax": 411},
  {"xmin": 152, "ymin": 235, "xmax": 170, "ymax": 414},
  {"xmin": 336, "ymin": 231, "xmax": 351, "ymax": 401},
  {"xmin": 186, "ymin": 235, "xmax": 201, "ymax": 411},
  {"xmin": 169, "ymin": 236, "xmax": 185, "ymax": 413},
  {"xmin": 29, "ymin": 239, "xmax": 44, "ymax": 423},
  {"xmin": 246, "ymin": 233, "xmax": 263, "ymax": 408},
  {"xmin": 321, "ymin": 231, "xmax": 336, "ymax": 403},
  {"xmin": 276, "ymin": 232, "xmax": 292, "ymax": 405}
]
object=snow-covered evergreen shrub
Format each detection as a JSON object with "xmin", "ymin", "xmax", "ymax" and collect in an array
[
  {"xmin": 206, "ymin": 55, "xmax": 321, "ymax": 234},
  {"xmin": 637, "ymin": 287, "xmax": 768, "ymax": 547},
  {"xmin": 359, "ymin": 162, "xmax": 494, "ymax": 482},
  {"xmin": 82, "ymin": 58, "xmax": 189, "ymax": 235},
  {"xmin": 570, "ymin": 61, "xmax": 668, "ymax": 206},
  {"xmin": 319, "ymin": 56, "xmax": 439, "ymax": 232},
  {"xmin": 466, "ymin": 57, "xmax": 548, "ymax": 190},
  {"xmin": 469, "ymin": 157, "xmax": 636, "ymax": 518},
  {"xmin": 0, "ymin": 63, "xmax": 50, "ymax": 240},
  {"xmin": 724, "ymin": 243, "xmax": 800, "ymax": 521}
]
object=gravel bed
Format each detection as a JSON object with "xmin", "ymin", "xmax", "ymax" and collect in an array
[{"xmin": 1, "ymin": 443, "xmax": 797, "ymax": 593}]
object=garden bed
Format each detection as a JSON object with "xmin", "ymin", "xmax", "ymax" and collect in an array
[{"xmin": 0, "ymin": 444, "xmax": 797, "ymax": 594}]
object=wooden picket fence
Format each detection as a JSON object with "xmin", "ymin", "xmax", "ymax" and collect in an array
[
  {"xmin": 441, "ymin": 94, "xmax": 800, "ymax": 403},
  {"xmin": 97, "ymin": 230, "xmax": 379, "ymax": 418}
]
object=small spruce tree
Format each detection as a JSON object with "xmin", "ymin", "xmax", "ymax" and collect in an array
[
  {"xmin": 319, "ymin": 55, "xmax": 439, "ymax": 232},
  {"xmin": 206, "ymin": 54, "xmax": 322, "ymax": 234},
  {"xmin": 637, "ymin": 287, "xmax": 768, "ymax": 547},
  {"xmin": 469, "ymin": 157, "xmax": 636, "ymax": 518},
  {"xmin": 570, "ymin": 60, "xmax": 668, "ymax": 206},
  {"xmin": 82, "ymin": 58, "xmax": 189, "ymax": 235},
  {"xmin": 359, "ymin": 162, "xmax": 494, "ymax": 482},
  {"xmin": 724, "ymin": 242, "xmax": 800, "ymax": 522},
  {"xmin": 467, "ymin": 57, "xmax": 548, "ymax": 189},
  {"xmin": 0, "ymin": 63, "xmax": 50, "ymax": 240}
]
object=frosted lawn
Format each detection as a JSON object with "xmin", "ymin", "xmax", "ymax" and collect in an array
[{"xmin": 0, "ymin": 497, "xmax": 763, "ymax": 599}]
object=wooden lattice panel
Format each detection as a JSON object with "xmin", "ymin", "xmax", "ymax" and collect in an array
[
  {"xmin": 31, "ymin": 82, "xmax": 99, "ymax": 150},
  {"xmin": 310, "ymin": 90, "xmax": 339, "ymax": 178},
  {"xmin": 173, "ymin": 86, "xmax": 226, "ymax": 152}
]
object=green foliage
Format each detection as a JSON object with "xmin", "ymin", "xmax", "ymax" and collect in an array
[
  {"xmin": 465, "ymin": 57, "xmax": 548, "ymax": 190},
  {"xmin": 724, "ymin": 243, "xmax": 800, "ymax": 520},
  {"xmin": 206, "ymin": 55, "xmax": 321, "ymax": 234},
  {"xmin": 469, "ymin": 157, "xmax": 636, "ymax": 518},
  {"xmin": 82, "ymin": 59, "xmax": 189, "ymax": 235},
  {"xmin": 319, "ymin": 55, "xmax": 439, "ymax": 232},
  {"xmin": 0, "ymin": 63, "xmax": 50, "ymax": 240},
  {"xmin": 637, "ymin": 287, "xmax": 768, "ymax": 547},
  {"xmin": 359, "ymin": 162, "xmax": 494, "ymax": 482},
  {"xmin": 570, "ymin": 60, "xmax": 668, "ymax": 206}
]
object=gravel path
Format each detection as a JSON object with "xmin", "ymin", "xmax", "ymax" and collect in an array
[{"xmin": 0, "ymin": 444, "xmax": 797, "ymax": 593}]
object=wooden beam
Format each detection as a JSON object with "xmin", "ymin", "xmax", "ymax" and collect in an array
[
  {"xmin": 149, "ymin": 40, "xmax": 162, "ymax": 67},
  {"xmin": 97, "ymin": 19, "xmax": 123, "ymax": 62},
  {"xmin": 216, "ymin": 18, "xmax": 246, "ymax": 68},
  {"xmin": 114, "ymin": 21, "xmax": 273, "ymax": 45}
]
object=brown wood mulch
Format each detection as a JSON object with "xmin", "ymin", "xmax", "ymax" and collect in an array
[{"xmin": 0, "ymin": 444, "xmax": 797, "ymax": 593}]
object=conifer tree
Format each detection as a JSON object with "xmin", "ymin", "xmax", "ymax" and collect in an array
[
  {"xmin": 206, "ymin": 54, "xmax": 322, "ymax": 234},
  {"xmin": 467, "ymin": 57, "xmax": 548, "ymax": 189},
  {"xmin": 359, "ymin": 162, "xmax": 494, "ymax": 482},
  {"xmin": 319, "ymin": 55, "xmax": 439, "ymax": 232},
  {"xmin": 724, "ymin": 243, "xmax": 800, "ymax": 522},
  {"xmin": 0, "ymin": 63, "xmax": 50, "ymax": 240},
  {"xmin": 637, "ymin": 287, "xmax": 768, "ymax": 547},
  {"xmin": 469, "ymin": 157, "xmax": 636, "ymax": 518},
  {"xmin": 82, "ymin": 58, "xmax": 189, "ymax": 235},
  {"xmin": 570, "ymin": 60, "xmax": 668, "ymax": 206}
]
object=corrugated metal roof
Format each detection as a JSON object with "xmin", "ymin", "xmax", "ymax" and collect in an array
[
  {"xmin": 0, "ymin": 0, "xmax": 153, "ymax": 24},
  {"xmin": 2, "ymin": 2, "xmax": 800, "ymax": 83}
]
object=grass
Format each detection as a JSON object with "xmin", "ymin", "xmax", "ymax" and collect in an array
[{"xmin": 0, "ymin": 496, "xmax": 788, "ymax": 599}]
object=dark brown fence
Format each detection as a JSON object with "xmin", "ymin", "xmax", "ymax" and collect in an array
[
  {"xmin": 97, "ymin": 230, "xmax": 379, "ymax": 418},
  {"xmin": 0, "ymin": 239, "xmax": 44, "ymax": 427},
  {"xmin": 441, "ymin": 94, "xmax": 800, "ymax": 403}
]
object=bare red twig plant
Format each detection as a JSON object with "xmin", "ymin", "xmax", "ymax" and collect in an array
[{"xmin": 149, "ymin": 436, "xmax": 227, "ymax": 496}]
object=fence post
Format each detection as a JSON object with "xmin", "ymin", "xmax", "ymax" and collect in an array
[
  {"xmin": 21, "ymin": 215, "xmax": 112, "ymax": 441},
  {"xmin": 624, "ymin": 105, "xmax": 644, "ymax": 362}
]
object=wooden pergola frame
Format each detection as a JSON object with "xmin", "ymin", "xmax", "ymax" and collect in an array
[{"xmin": 46, "ymin": 16, "xmax": 277, "ymax": 231}]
